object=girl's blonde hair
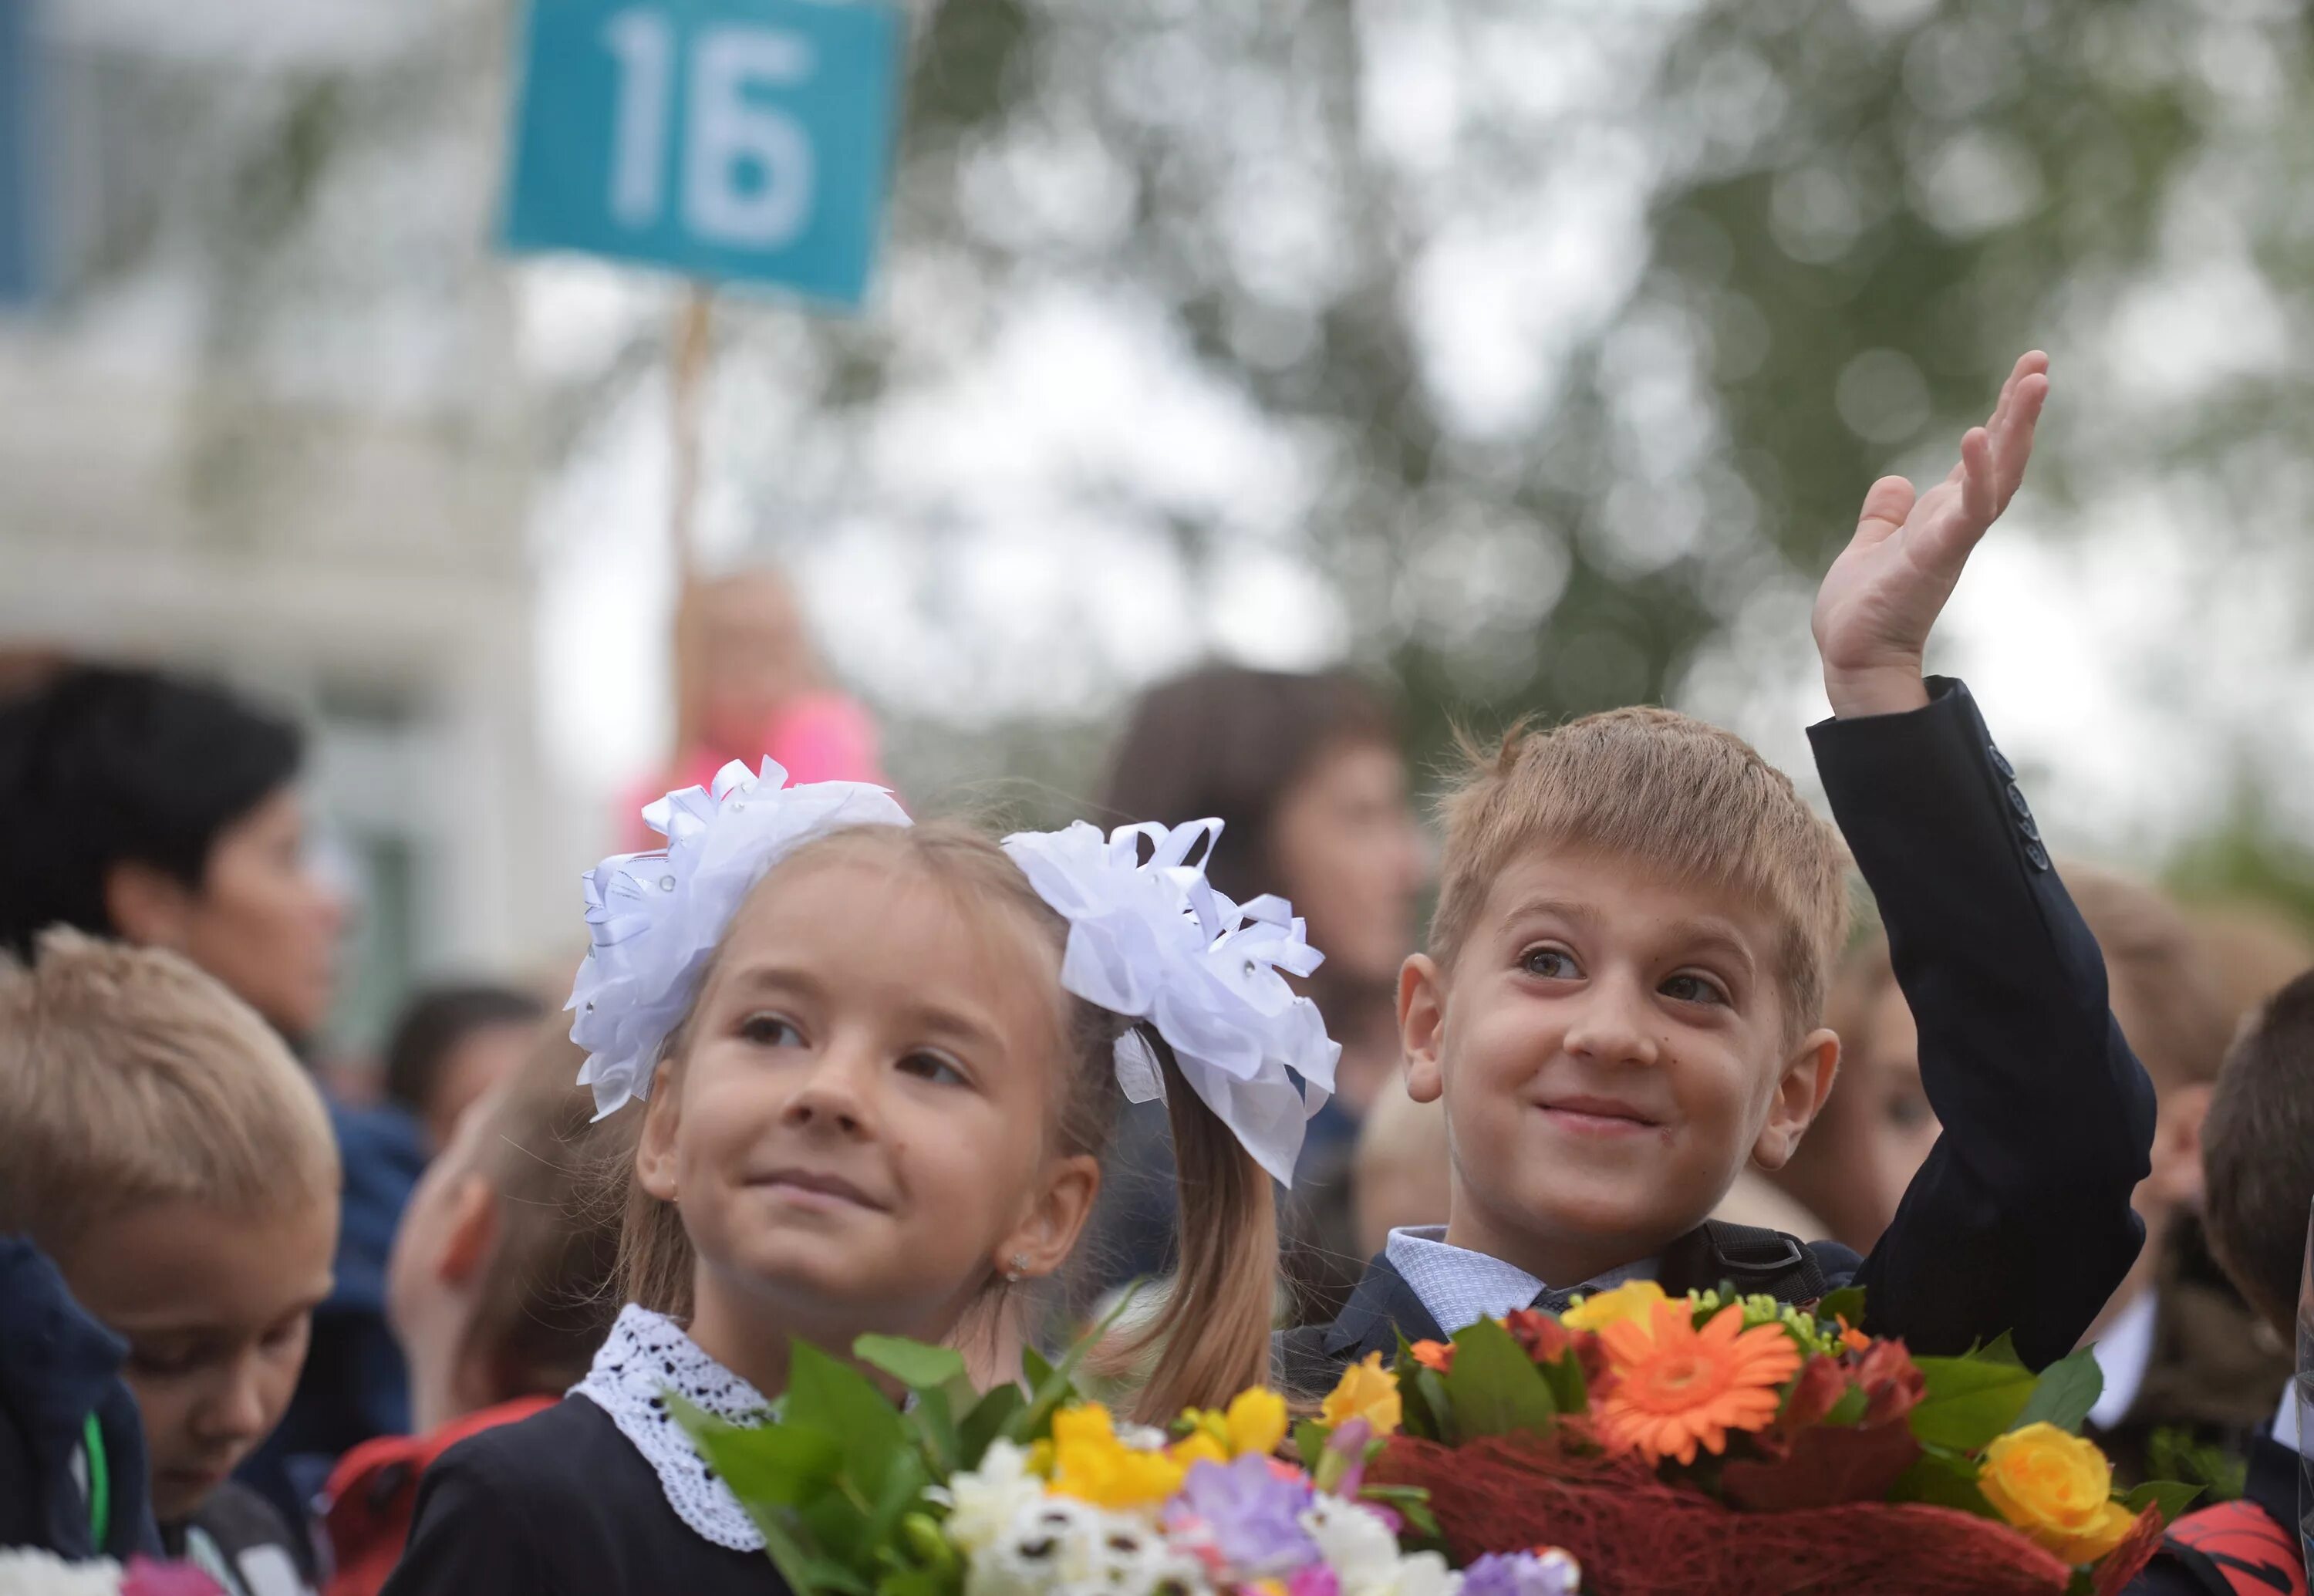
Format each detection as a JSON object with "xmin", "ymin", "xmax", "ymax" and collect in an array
[
  {"xmin": 615, "ymin": 820, "xmax": 1277, "ymax": 1424},
  {"xmin": 440, "ymin": 1027, "xmax": 626, "ymax": 1404}
]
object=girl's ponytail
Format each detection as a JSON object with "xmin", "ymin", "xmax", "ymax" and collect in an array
[{"xmin": 1111, "ymin": 1037, "xmax": 1279, "ymax": 1426}]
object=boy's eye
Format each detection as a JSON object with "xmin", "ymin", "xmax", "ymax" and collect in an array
[
  {"xmin": 130, "ymin": 1344, "xmax": 205, "ymax": 1378},
  {"xmin": 1520, "ymin": 947, "xmax": 1581, "ymax": 980},
  {"xmin": 260, "ymin": 1315, "xmax": 307, "ymax": 1353},
  {"xmin": 738, "ymin": 1012, "xmax": 806, "ymax": 1048},
  {"xmin": 896, "ymin": 1051, "xmax": 968, "ymax": 1088},
  {"xmin": 1660, "ymin": 973, "xmax": 1729, "ymax": 1007}
]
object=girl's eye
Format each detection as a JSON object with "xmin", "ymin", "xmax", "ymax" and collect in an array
[
  {"xmin": 738, "ymin": 1013, "xmax": 806, "ymax": 1048},
  {"xmin": 1520, "ymin": 947, "xmax": 1580, "ymax": 980},
  {"xmin": 1660, "ymin": 973, "xmax": 1729, "ymax": 1007},
  {"xmin": 896, "ymin": 1051, "xmax": 967, "ymax": 1088},
  {"xmin": 261, "ymin": 1317, "xmax": 305, "ymax": 1353}
]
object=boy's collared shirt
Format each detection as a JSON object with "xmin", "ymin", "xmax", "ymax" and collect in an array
[
  {"xmin": 2085, "ymin": 1287, "xmax": 2159, "ymax": 1430},
  {"xmin": 1384, "ymin": 1225, "xmax": 1657, "ymax": 1335}
]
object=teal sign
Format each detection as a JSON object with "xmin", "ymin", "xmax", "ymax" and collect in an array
[{"xmin": 504, "ymin": 0, "xmax": 902, "ymax": 307}]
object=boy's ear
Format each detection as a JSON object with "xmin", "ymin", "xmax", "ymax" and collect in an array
[
  {"xmin": 636, "ymin": 1077, "xmax": 685, "ymax": 1204},
  {"xmin": 103, "ymin": 859, "xmax": 197, "ymax": 950},
  {"xmin": 1399, "ymin": 953, "xmax": 1447, "ymax": 1105},
  {"xmin": 999, "ymin": 1153, "xmax": 1101, "ymax": 1281},
  {"xmin": 1752, "ymin": 1027, "xmax": 1841, "ymax": 1171},
  {"xmin": 2147, "ymin": 1081, "xmax": 2211, "ymax": 1209},
  {"xmin": 437, "ymin": 1173, "xmax": 499, "ymax": 1287}
]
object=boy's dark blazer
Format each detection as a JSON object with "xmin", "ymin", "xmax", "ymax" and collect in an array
[{"xmin": 1280, "ymin": 678, "xmax": 2157, "ymax": 1388}]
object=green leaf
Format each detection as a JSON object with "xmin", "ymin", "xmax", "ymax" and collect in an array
[
  {"xmin": 1890, "ymin": 1449, "xmax": 1993, "ymax": 1516},
  {"xmin": 855, "ymin": 1335, "xmax": 970, "ymax": 1392},
  {"xmin": 1360, "ymin": 1484, "xmax": 1439, "ymax": 1538},
  {"xmin": 671, "ymin": 1395, "xmax": 842, "ymax": 1505},
  {"xmin": 1440, "ymin": 1317, "xmax": 1558, "ymax": 1439},
  {"xmin": 788, "ymin": 1340, "xmax": 910, "ymax": 1498},
  {"xmin": 1816, "ymin": 1286, "xmax": 1867, "ymax": 1328},
  {"xmin": 2120, "ymin": 1480, "xmax": 2204, "ymax": 1524},
  {"xmin": 1292, "ymin": 1419, "xmax": 1332, "ymax": 1469},
  {"xmin": 906, "ymin": 1382, "xmax": 959, "ymax": 1477},
  {"xmin": 1970, "ymin": 1331, "xmax": 2026, "ymax": 1368},
  {"xmin": 1821, "ymin": 1385, "xmax": 1869, "ymax": 1427},
  {"xmin": 1413, "ymin": 1367, "xmax": 1455, "ymax": 1445},
  {"xmin": 1004, "ymin": 1286, "xmax": 1139, "ymax": 1445},
  {"xmin": 1907, "ymin": 1355, "xmax": 2036, "ymax": 1451},
  {"xmin": 957, "ymin": 1383, "xmax": 1025, "ymax": 1463},
  {"xmin": 2012, "ymin": 1348, "xmax": 2103, "ymax": 1436}
]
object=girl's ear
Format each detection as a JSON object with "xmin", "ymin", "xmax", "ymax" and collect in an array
[
  {"xmin": 1400, "ymin": 953, "xmax": 1447, "ymax": 1104},
  {"xmin": 1753, "ymin": 1027, "xmax": 1841, "ymax": 1171},
  {"xmin": 636, "ymin": 1072, "xmax": 685, "ymax": 1203},
  {"xmin": 997, "ymin": 1153, "xmax": 1101, "ymax": 1281},
  {"xmin": 436, "ymin": 1173, "xmax": 499, "ymax": 1286}
]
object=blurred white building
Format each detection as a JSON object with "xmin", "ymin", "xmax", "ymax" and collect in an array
[{"xmin": 0, "ymin": 0, "xmax": 582, "ymax": 1058}]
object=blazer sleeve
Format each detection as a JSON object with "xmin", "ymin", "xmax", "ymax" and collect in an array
[
  {"xmin": 379, "ymin": 1437, "xmax": 550, "ymax": 1596},
  {"xmin": 1808, "ymin": 677, "xmax": 2157, "ymax": 1369}
]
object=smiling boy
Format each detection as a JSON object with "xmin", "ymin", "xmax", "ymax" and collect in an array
[
  {"xmin": 0, "ymin": 930, "xmax": 339, "ymax": 1596},
  {"xmin": 1283, "ymin": 353, "xmax": 2158, "ymax": 1381}
]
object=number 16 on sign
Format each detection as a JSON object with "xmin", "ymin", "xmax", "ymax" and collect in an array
[{"xmin": 503, "ymin": 0, "xmax": 902, "ymax": 307}]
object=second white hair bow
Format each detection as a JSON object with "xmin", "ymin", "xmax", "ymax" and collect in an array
[
  {"xmin": 1000, "ymin": 818, "xmax": 1341, "ymax": 1186},
  {"xmin": 568, "ymin": 758, "xmax": 912, "ymax": 1119}
]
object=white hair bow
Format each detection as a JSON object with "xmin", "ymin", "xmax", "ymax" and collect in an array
[
  {"xmin": 1000, "ymin": 819, "xmax": 1341, "ymax": 1186},
  {"xmin": 567, "ymin": 758, "xmax": 912, "ymax": 1119}
]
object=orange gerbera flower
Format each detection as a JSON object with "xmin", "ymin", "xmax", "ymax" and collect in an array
[
  {"xmin": 1595, "ymin": 1301, "xmax": 1801, "ymax": 1466},
  {"xmin": 1409, "ymin": 1339, "xmax": 1455, "ymax": 1373}
]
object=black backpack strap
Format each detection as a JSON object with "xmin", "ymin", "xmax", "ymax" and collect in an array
[{"xmin": 1665, "ymin": 1222, "xmax": 1829, "ymax": 1305}]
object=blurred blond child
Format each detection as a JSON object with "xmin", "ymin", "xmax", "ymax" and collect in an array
[
  {"xmin": 319, "ymin": 1030, "xmax": 622, "ymax": 1596},
  {"xmin": 624, "ymin": 570, "xmax": 886, "ymax": 847},
  {"xmin": 0, "ymin": 930, "xmax": 339, "ymax": 1596},
  {"xmin": 1775, "ymin": 869, "xmax": 2288, "ymax": 1484}
]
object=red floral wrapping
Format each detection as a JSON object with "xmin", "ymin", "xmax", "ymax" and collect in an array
[{"xmin": 1373, "ymin": 1434, "xmax": 2163, "ymax": 1596}]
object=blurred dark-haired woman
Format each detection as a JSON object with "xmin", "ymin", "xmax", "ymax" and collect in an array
[{"xmin": 1084, "ymin": 665, "xmax": 1429, "ymax": 1322}]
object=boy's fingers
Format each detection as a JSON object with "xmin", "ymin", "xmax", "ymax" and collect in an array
[
  {"xmin": 1853, "ymin": 475, "xmax": 1916, "ymax": 545},
  {"xmin": 1957, "ymin": 427, "xmax": 1997, "ymax": 529},
  {"xmin": 1993, "ymin": 373, "xmax": 2048, "ymax": 500}
]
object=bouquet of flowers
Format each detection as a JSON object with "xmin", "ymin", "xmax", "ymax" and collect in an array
[
  {"xmin": 1350, "ymin": 1281, "xmax": 2194, "ymax": 1596},
  {"xmin": 677, "ymin": 1332, "xmax": 1579, "ymax": 1596}
]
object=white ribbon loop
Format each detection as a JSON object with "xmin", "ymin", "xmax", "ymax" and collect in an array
[
  {"xmin": 568, "ymin": 758, "xmax": 912, "ymax": 1119},
  {"xmin": 1000, "ymin": 818, "xmax": 1342, "ymax": 1187}
]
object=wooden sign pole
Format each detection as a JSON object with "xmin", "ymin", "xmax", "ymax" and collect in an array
[{"xmin": 668, "ymin": 283, "xmax": 714, "ymax": 758}]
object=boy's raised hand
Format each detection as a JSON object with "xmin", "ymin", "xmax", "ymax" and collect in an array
[{"xmin": 1812, "ymin": 351, "xmax": 2049, "ymax": 718}]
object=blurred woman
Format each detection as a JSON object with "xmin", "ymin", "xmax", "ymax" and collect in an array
[{"xmin": 1082, "ymin": 666, "xmax": 1429, "ymax": 1321}]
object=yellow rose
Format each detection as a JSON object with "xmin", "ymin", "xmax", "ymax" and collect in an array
[
  {"xmin": 1978, "ymin": 1423, "xmax": 2137, "ymax": 1565},
  {"xmin": 1047, "ymin": 1403, "xmax": 1186, "ymax": 1510},
  {"xmin": 1560, "ymin": 1279, "xmax": 1671, "ymax": 1334},
  {"xmin": 1224, "ymin": 1388, "xmax": 1288, "ymax": 1458},
  {"xmin": 1320, "ymin": 1351, "xmax": 1402, "ymax": 1438}
]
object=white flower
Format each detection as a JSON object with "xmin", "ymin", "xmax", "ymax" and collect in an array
[
  {"xmin": 0, "ymin": 1550, "xmax": 123, "ymax": 1596},
  {"xmin": 1387, "ymin": 1553, "xmax": 1464, "ymax": 1596},
  {"xmin": 568, "ymin": 759, "xmax": 910, "ymax": 1118},
  {"xmin": 939, "ymin": 1439, "xmax": 1051, "ymax": 1556},
  {"xmin": 965, "ymin": 1498, "xmax": 1206, "ymax": 1596},
  {"xmin": 1299, "ymin": 1500, "xmax": 1461, "ymax": 1596}
]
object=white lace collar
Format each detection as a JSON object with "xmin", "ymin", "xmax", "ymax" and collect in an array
[{"xmin": 573, "ymin": 1304, "xmax": 775, "ymax": 1551}]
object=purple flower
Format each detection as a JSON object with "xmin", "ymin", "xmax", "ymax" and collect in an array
[
  {"xmin": 1169, "ymin": 1454, "xmax": 1320, "ymax": 1576},
  {"xmin": 1461, "ymin": 1550, "xmax": 1582, "ymax": 1596},
  {"xmin": 1287, "ymin": 1562, "xmax": 1342, "ymax": 1596}
]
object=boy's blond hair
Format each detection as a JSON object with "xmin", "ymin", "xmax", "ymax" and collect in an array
[
  {"xmin": 0, "ymin": 928, "xmax": 339, "ymax": 1255},
  {"xmin": 1431, "ymin": 707, "xmax": 1851, "ymax": 1032}
]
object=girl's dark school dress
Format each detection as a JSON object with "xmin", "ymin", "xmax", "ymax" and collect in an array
[{"xmin": 379, "ymin": 1395, "xmax": 787, "ymax": 1596}]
